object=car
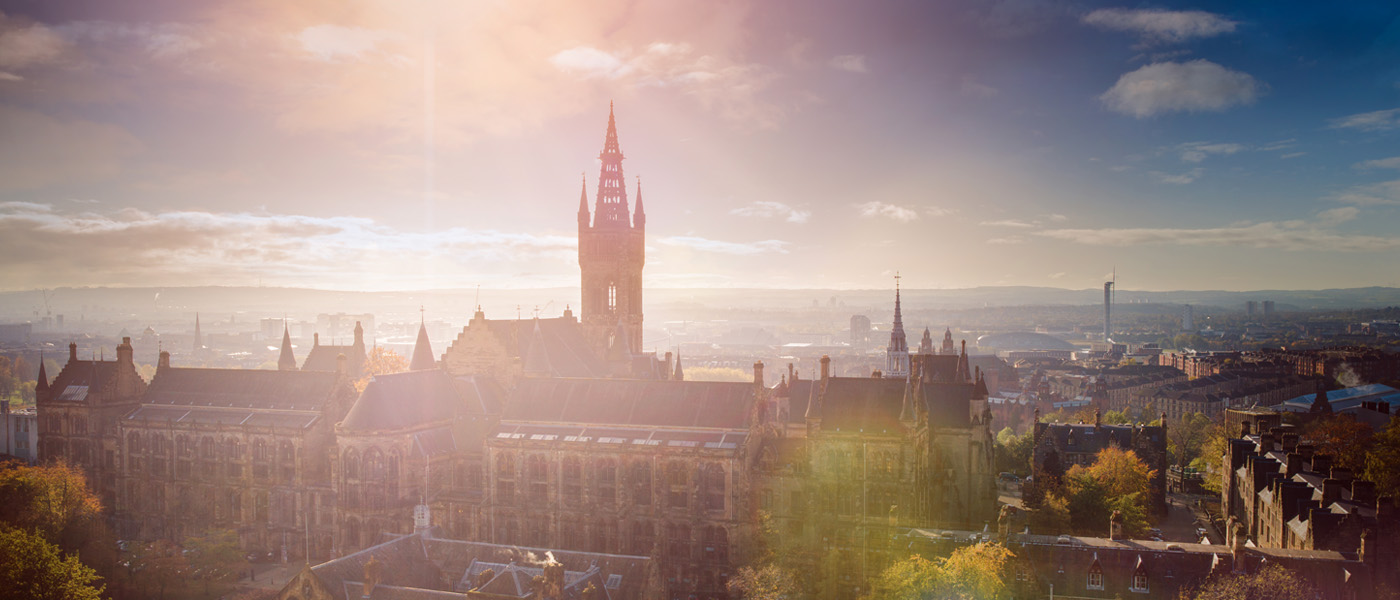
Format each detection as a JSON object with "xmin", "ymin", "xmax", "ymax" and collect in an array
[{"xmin": 998, "ymin": 472, "xmax": 1020, "ymax": 483}]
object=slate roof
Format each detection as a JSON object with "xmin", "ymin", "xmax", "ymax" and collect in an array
[
  {"xmin": 503, "ymin": 378, "xmax": 756, "ymax": 430},
  {"xmin": 816, "ymin": 377, "xmax": 907, "ymax": 433},
  {"xmin": 1037, "ymin": 423, "xmax": 1164, "ymax": 453},
  {"xmin": 340, "ymin": 371, "xmax": 502, "ymax": 432},
  {"xmin": 302, "ymin": 344, "xmax": 366, "ymax": 376},
  {"xmin": 471, "ymin": 317, "xmax": 606, "ymax": 378},
  {"xmin": 47, "ymin": 359, "xmax": 121, "ymax": 403},
  {"xmin": 144, "ymin": 367, "xmax": 340, "ymax": 411},
  {"xmin": 300, "ymin": 531, "xmax": 651, "ymax": 600}
]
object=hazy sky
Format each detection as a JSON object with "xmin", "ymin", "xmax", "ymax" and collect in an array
[{"xmin": 2, "ymin": 0, "xmax": 1399, "ymax": 293}]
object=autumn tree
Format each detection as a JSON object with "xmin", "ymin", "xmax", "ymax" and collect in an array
[
  {"xmin": 0, "ymin": 460, "xmax": 105, "ymax": 554},
  {"xmin": 354, "ymin": 346, "xmax": 408, "ymax": 392},
  {"xmin": 1034, "ymin": 447, "xmax": 1156, "ymax": 537},
  {"xmin": 1303, "ymin": 414, "xmax": 1374, "ymax": 473},
  {"xmin": 1185, "ymin": 564, "xmax": 1317, "ymax": 600},
  {"xmin": 866, "ymin": 543, "xmax": 1012, "ymax": 600},
  {"xmin": 0, "ymin": 526, "xmax": 104, "ymax": 600},
  {"xmin": 1168, "ymin": 412, "xmax": 1216, "ymax": 468},
  {"xmin": 1077, "ymin": 446, "xmax": 1155, "ymax": 499},
  {"xmin": 726, "ymin": 563, "xmax": 801, "ymax": 600},
  {"xmin": 1365, "ymin": 416, "xmax": 1400, "ymax": 500}
]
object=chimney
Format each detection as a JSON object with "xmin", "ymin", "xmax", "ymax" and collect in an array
[
  {"xmin": 1281, "ymin": 433, "xmax": 1299, "ymax": 453},
  {"xmin": 1321, "ymin": 479, "xmax": 1344, "ymax": 506},
  {"xmin": 754, "ymin": 361, "xmax": 765, "ymax": 386},
  {"xmin": 1296, "ymin": 443, "xmax": 1316, "ymax": 458},
  {"xmin": 314, "ymin": 332, "xmax": 320, "ymax": 347},
  {"xmin": 1109, "ymin": 510, "xmax": 1124, "ymax": 540},
  {"xmin": 1094, "ymin": 408, "xmax": 1102, "ymax": 428},
  {"xmin": 1285, "ymin": 453, "xmax": 1303, "ymax": 477},
  {"xmin": 1329, "ymin": 467, "xmax": 1353, "ymax": 482},
  {"xmin": 1309, "ymin": 455, "xmax": 1332, "ymax": 474},
  {"xmin": 68, "ymin": 342, "xmax": 78, "ymax": 363},
  {"xmin": 1351, "ymin": 480, "xmax": 1376, "ymax": 505},
  {"xmin": 1239, "ymin": 420, "xmax": 1251, "ymax": 437},
  {"xmin": 158, "ymin": 351, "xmax": 171, "ymax": 372},
  {"xmin": 1259, "ymin": 432, "xmax": 1275, "ymax": 452},
  {"xmin": 820, "ymin": 355, "xmax": 830, "ymax": 382},
  {"xmin": 543, "ymin": 560, "xmax": 565, "ymax": 598},
  {"xmin": 361, "ymin": 555, "xmax": 382, "ymax": 599},
  {"xmin": 1360, "ymin": 529, "xmax": 1377, "ymax": 564},
  {"xmin": 788, "ymin": 362, "xmax": 795, "ymax": 383},
  {"xmin": 116, "ymin": 337, "xmax": 134, "ymax": 366}
]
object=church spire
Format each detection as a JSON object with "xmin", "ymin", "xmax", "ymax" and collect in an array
[
  {"xmin": 593, "ymin": 101, "xmax": 631, "ymax": 228},
  {"xmin": 673, "ymin": 348, "xmax": 684, "ymax": 381},
  {"xmin": 578, "ymin": 173, "xmax": 590, "ymax": 228},
  {"xmin": 410, "ymin": 310, "xmax": 435, "ymax": 371},
  {"xmin": 278, "ymin": 321, "xmax": 297, "ymax": 371},
  {"xmin": 886, "ymin": 273, "xmax": 909, "ymax": 377},
  {"xmin": 633, "ymin": 176, "xmax": 645, "ymax": 228},
  {"xmin": 35, "ymin": 353, "xmax": 48, "ymax": 394}
]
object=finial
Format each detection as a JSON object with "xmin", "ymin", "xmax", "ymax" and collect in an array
[
  {"xmin": 895, "ymin": 271, "xmax": 901, "ymax": 291},
  {"xmin": 420, "ymin": 305, "xmax": 425, "ymax": 324}
]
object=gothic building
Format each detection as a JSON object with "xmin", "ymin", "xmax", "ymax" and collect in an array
[
  {"xmin": 578, "ymin": 102, "xmax": 645, "ymax": 356},
  {"xmin": 884, "ymin": 280, "xmax": 909, "ymax": 379}
]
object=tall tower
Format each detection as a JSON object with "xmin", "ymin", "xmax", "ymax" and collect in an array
[
  {"xmin": 578, "ymin": 103, "xmax": 645, "ymax": 354},
  {"xmin": 886, "ymin": 274, "xmax": 909, "ymax": 378}
]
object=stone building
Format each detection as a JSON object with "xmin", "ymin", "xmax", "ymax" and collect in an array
[
  {"xmin": 1221, "ymin": 423, "xmax": 1398, "ymax": 557},
  {"xmin": 1029, "ymin": 415, "xmax": 1169, "ymax": 514},
  {"xmin": 114, "ymin": 344, "xmax": 358, "ymax": 557}
]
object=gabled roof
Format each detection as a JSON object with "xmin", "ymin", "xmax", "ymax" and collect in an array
[
  {"xmin": 341, "ymin": 371, "xmax": 501, "ymax": 432},
  {"xmin": 302, "ymin": 344, "xmax": 366, "ymax": 376},
  {"xmin": 503, "ymin": 378, "xmax": 756, "ymax": 430},
  {"xmin": 47, "ymin": 359, "xmax": 120, "ymax": 403},
  {"xmin": 478, "ymin": 317, "xmax": 605, "ymax": 377},
  {"xmin": 143, "ymin": 367, "xmax": 340, "ymax": 411}
]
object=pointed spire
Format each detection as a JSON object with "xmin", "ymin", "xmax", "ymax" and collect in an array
[
  {"xmin": 578, "ymin": 173, "xmax": 590, "ymax": 228},
  {"xmin": 193, "ymin": 312, "xmax": 203, "ymax": 352},
  {"xmin": 673, "ymin": 348, "xmax": 684, "ymax": 381},
  {"xmin": 888, "ymin": 274, "xmax": 907, "ymax": 353},
  {"xmin": 278, "ymin": 321, "xmax": 297, "ymax": 371},
  {"xmin": 410, "ymin": 314, "xmax": 435, "ymax": 371},
  {"xmin": 35, "ymin": 353, "xmax": 48, "ymax": 394},
  {"xmin": 633, "ymin": 175, "xmax": 646, "ymax": 228},
  {"xmin": 593, "ymin": 102, "xmax": 630, "ymax": 228},
  {"xmin": 522, "ymin": 318, "xmax": 552, "ymax": 376},
  {"xmin": 899, "ymin": 362, "xmax": 917, "ymax": 426}
]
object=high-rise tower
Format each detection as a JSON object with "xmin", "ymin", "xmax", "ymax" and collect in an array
[{"xmin": 578, "ymin": 103, "xmax": 645, "ymax": 354}]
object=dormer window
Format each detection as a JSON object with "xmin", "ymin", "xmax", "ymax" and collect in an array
[
  {"xmin": 1087, "ymin": 568, "xmax": 1104, "ymax": 590},
  {"xmin": 1131, "ymin": 572, "xmax": 1148, "ymax": 593}
]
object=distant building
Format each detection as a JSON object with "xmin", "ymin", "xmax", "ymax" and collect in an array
[
  {"xmin": 1246, "ymin": 300, "xmax": 1258, "ymax": 317},
  {"xmin": 1030, "ymin": 415, "xmax": 1168, "ymax": 514},
  {"xmin": 1, "ymin": 402, "xmax": 37, "ymax": 463},
  {"xmin": 849, "ymin": 315, "xmax": 871, "ymax": 344}
]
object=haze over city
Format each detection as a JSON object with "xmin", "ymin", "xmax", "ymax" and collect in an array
[{"xmin": 2, "ymin": 1, "xmax": 1399, "ymax": 293}]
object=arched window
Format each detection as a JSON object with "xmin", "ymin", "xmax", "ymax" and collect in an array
[
  {"xmin": 631, "ymin": 461, "xmax": 652, "ymax": 506},
  {"xmin": 363, "ymin": 447, "xmax": 385, "ymax": 480},
  {"xmin": 127, "ymin": 431, "xmax": 143, "ymax": 455},
  {"xmin": 595, "ymin": 459, "xmax": 616, "ymax": 505},
  {"xmin": 607, "ymin": 283, "xmax": 617, "ymax": 311},
  {"xmin": 701, "ymin": 464, "xmax": 726, "ymax": 511},
  {"xmin": 343, "ymin": 448, "xmax": 359, "ymax": 479},
  {"xmin": 667, "ymin": 462, "xmax": 688, "ymax": 509},
  {"xmin": 562, "ymin": 457, "xmax": 582, "ymax": 499},
  {"xmin": 526, "ymin": 455, "xmax": 548, "ymax": 504}
]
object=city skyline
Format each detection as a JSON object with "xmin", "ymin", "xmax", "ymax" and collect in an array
[{"xmin": 2, "ymin": 1, "xmax": 1400, "ymax": 293}]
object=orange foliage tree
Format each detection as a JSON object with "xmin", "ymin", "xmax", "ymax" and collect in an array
[{"xmin": 354, "ymin": 347, "xmax": 409, "ymax": 392}]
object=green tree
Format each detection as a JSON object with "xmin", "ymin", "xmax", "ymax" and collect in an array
[
  {"xmin": 0, "ymin": 526, "xmax": 104, "ymax": 600},
  {"xmin": 994, "ymin": 429, "xmax": 1034, "ymax": 477},
  {"xmin": 1029, "ymin": 492, "xmax": 1071, "ymax": 535},
  {"xmin": 1169, "ymin": 413, "xmax": 1216, "ymax": 468},
  {"xmin": 186, "ymin": 528, "xmax": 248, "ymax": 594},
  {"xmin": 1185, "ymin": 564, "xmax": 1317, "ymax": 600}
]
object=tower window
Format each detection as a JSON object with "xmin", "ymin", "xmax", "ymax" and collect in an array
[{"xmin": 608, "ymin": 283, "xmax": 617, "ymax": 311}]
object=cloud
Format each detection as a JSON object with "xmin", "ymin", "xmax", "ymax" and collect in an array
[
  {"xmin": 0, "ymin": 12, "xmax": 70, "ymax": 75},
  {"xmin": 1178, "ymin": 142, "xmax": 1244, "ymax": 163},
  {"xmin": 1355, "ymin": 157, "xmax": 1400, "ymax": 170},
  {"xmin": 729, "ymin": 201, "xmax": 810, "ymax": 224},
  {"xmin": 1150, "ymin": 168, "xmax": 1204, "ymax": 184},
  {"xmin": 549, "ymin": 43, "xmax": 790, "ymax": 129},
  {"xmin": 658, "ymin": 236, "xmax": 790, "ymax": 255},
  {"xmin": 828, "ymin": 54, "xmax": 868, "ymax": 73},
  {"xmin": 856, "ymin": 201, "xmax": 919, "ymax": 222},
  {"xmin": 981, "ymin": 219, "xmax": 1038, "ymax": 228},
  {"xmin": 1329, "ymin": 108, "xmax": 1400, "ymax": 132},
  {"xmin": 1048, "ymin": 272, "xmax": 1066, "ymax": 279},
  {"xmin": 1047, "ymin": 213, "xmax": 1068, "ymax": 222},
  {"xmin": 0, "ymin": 105, "xmax": 142, "ymax": 190},
  {"xmin": 0, "ymin": 203, "xmax": 581, "ymax": 290},
  {"xmin": 1035, "ymin": 209, "xmax": 1395, "ymax": 252},
  {"xmin": 925, "ymin": 206, "xmax": 957, "ymax": 217},
  {"xmin": 297, "ymin": 25, "xmax": 389, "ymax": 62},
  {"xmin": 986, "ymin": 236, "xmax": 1026, "ymax": 245},
  {"xmin": 1331, "ymin": 179, "xmax": 1400, "ymax": 206},
  {"xmin": 1082, "ymin": 8, "xmax": 1237, "ymax": 44},
  {"xmin": 959, "ymin": 77, "xmax": 999, "ymax": 98},
  {"xmin": 1100, "ymin": 60, "xmax": 1262, "ymax": 118},
  {"xmin": 58, "ymin": 20, "xmax": 202, "ymax": 60}
]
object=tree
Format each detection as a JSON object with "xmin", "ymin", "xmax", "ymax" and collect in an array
[
  {"xmin": 186, "ymin": 528, "xmax": 248, "ymax": 594},
  {"xmin": 1186, "ymin": 564, "xmax": 1317, "ymax": 600},
  {"xmin": 1303, "ymin": 415, "xmax": 1374, "ymax": 473},
  {"xmin": 1078, "ymin": 446, "xmax": 1154, "ymax": 499},
  {"xmin": 866, "ymin": 543, "xmax": 1012, "ymax": 600},
  {"xmin": 726, "ymin": 563, "xmax": 800, "ymax": 600},
  {"xmin": 1168, "ymin": 413, "xmax": 1216, "ymax": 468},
  {"xmin": 0, "ymin": 526, "xmax": 104, "ymax": 600},
  {"xmin": 994, "ymin": 429, "xmax": 1034, "ymax": 478},
  {"xmin": 354, "ymin": 347, "xmax": 408, "ymax": 392},
  {"xmin": 1365, "ymin": 416, "xmax": 1400, "ymax": 500},
  {"xmin": 1190, "ymin": 423, "xmax": 1229, "ymax": 495},
  {"xmin": 1029, "ymin": 493, "xmax": 1070, "ymax": 535},
  {"xmin": 0, "ymin": 461, "xmax": 104, "ymax": 553},
  {"xmin": 131, "ymin": 538, "xmax": 189, "ymax": 600}
]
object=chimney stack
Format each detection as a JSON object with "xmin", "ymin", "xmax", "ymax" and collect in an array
[
  {"xmin": 1322, "ymin": 479, "xmax": 1344, "ymax": 506},
  {"xmin": 754, "ymin": 361, "xmax": 765, "ymax": 386},
  {"xmin": 69, "ymin": 342, "xmax": 78, "ymax": 363},
  {"xmin": 158, "ymin": 351, "xmax": 170, "ymax": 372},
  {"xmin": 116, "ymin": 337, "xmax": 134, "ymax": 366},
  {"xmin": 820, "ymin": 355, "xmax": 830, "ymax": 382}
]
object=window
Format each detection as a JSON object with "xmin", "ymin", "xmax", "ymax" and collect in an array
[
  {"xmin": 527, "ymin": 455, "xmax": 549, "ymax": 504},
  {"xmin": 1132, "ymin": 572, "xmax": 1148, "ymax": 593},
  {"xmin": 607, "ymin": 283, "xmax": 617, "ymax": 311},
  {"xmin": 631, "ymin": 461, "xmax": 651, "ymax": 506},
  {"xmin": 562, "ymin": 457, "xmax": 581, "ymax": 499},
  {"xmin": 1087, "ymin": 568, "xmax": 1104, "ymax": 590},
  {"xmin": 596, "ymin": 459, "xmax": 616, "ymax": 505},
  {"xmin": 702, "ymin": 464, "xmax": 726, "ymax": 511},
  {"xmin": 667, "ymin": 462, "xmax": 688, "ymax": 509}
]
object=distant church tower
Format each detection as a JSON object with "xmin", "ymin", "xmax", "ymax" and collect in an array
[
  {"xmin": 886, "ymin": 275, "xmax": 909, "ymax": 378},
  {"xmin": 578, "ymin": 103, "xmax": 645, "ymax": 354}
]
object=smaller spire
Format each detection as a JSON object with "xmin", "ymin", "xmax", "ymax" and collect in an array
[
  {"xmin": 410, "ymin": 316, "xmax": 435, "ymax": 371},
  {"xmin": 606, "ymin": 317, "xmax": 632, "ymax": 361},
  {"xmin": 278, "ymin": 321, "xmax": 297, "ymax": 371},
  {"xmin": 673, "ymin": 348, "xmax": 684, "ymax": 381},
  {"xmin": 633, "ymin": 175, "xmax": 646, "ymax": 228},
  {"xmin": 35, "ymin": 353, "xmax": 48, "ymax": 394},
  {"xmin": 578, "ymin": 173, "xmax": 590, "ymax": 228}
]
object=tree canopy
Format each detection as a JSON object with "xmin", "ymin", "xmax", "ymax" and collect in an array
[
  {"xmin": 1186, "ymin": 564, "xmax": 1318, "ymax": 600},
  {"xmin": 0, "ymin": 526, "xmax": 104, "ymax": 600},
  {"xmin": 865, "ymin": 543, "xmax": 1013, "ymax": 600}
]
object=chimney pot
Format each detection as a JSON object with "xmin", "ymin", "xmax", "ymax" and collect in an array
[{"xmin": 820, "ymin": 355, "xmax": 830, "ymax": 381}]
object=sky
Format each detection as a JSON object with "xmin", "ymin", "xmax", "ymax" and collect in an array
[{"xmin": 1, "ymin": 0, "xmax": 1399, "ymax": 293}]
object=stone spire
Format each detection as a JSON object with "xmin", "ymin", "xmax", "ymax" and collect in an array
[
  {"xmin": 277, "ymin": 321, "xmax": 297, "ymax": 371},
  {"xmin": 35, "ymin": 353, "xmax": 48, "ymax": 394},
  {"xmin": 522, "ymin": 318, "xmax": 552, "ymax": 376},
  {"xmin": 886, "ymin": 274, "xmax": 909, "ymax": 378},
  {"xmin": 410, "ymin": 312, "xmax": 435, "ymax": 371},
  {"xmin": 577, "ymin": 173, "xmax": 590, "ymax": 229},
  {"xmin": 593, "ymin": 101, "xmax": 631, "ymax": 229},
  {"xmin": 673, "ymin": 349, "xmax": 684, "ymax": 381},
  {"xmin": 633, "ymin": 176, "xmax": 645, "ymax": 229}
]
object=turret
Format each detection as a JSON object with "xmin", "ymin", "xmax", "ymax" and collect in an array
[
  {"xmin": 35, "ymin": 354, "xmax": 48, "ymax": 394},
  {"xmin": 353, "ymin": 320, "xmax": 365, "ymax": 349},
  {"xmin": 278, "ymin": 322, "xmax": 297, "ymax": 371}
]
